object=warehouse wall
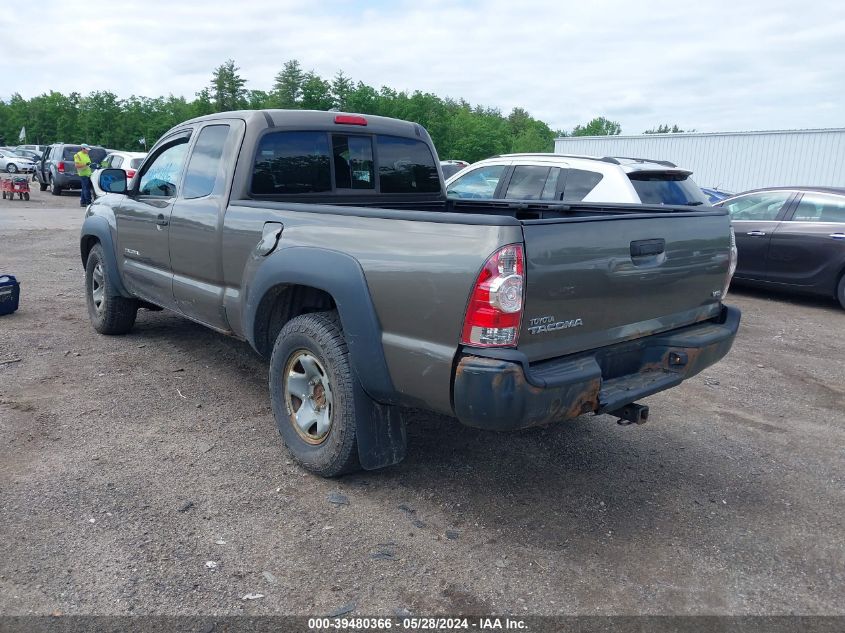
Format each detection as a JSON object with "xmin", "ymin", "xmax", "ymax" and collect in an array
[{"xmin": 553, "ymin": 129, "xmax": 845, "ymax": 193}]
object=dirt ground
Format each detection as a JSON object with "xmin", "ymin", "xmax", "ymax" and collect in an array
[{"xmin": 0, "ymin": 185, "xmax": 843, "ymax": 617}]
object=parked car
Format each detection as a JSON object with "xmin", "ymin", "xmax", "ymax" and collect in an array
[
  {"xmin": 33, "ymin": 144, "xmax": 104, "ymax": 195},
  {"xmin": 701, "ymin": 187, "xmax": 734, "ymax": 204},
  {"xmin": 14, "ymin": 148, "xmax": 42, "ymax": 162},
  {"xmin": 0, "ymin": 149, "xmax": 36, "ymax": 174},
  {"xmin": 16, "ymin": 144, "xmax": 48, "ymax": 155},
  {"xmin": 715, "ymin": 187, "xmax": 845, "ymax": 308},
  {"xmin": 84, "ymin": 109, "xmax": 739, "ymax": 476},
  {"xmin": 91, "ymin": 151, "xmax": 147, "ymax": 198},
  {"xmin": 445, "ymin": 154, "xmax": 710, "ymax": 206},
  {"xmin": 440, "ymin": 159, "xmax": 469, "ymax": 179}
]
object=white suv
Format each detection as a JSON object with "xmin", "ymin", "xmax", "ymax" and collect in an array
[{"xmin": 444, "ymin": 153, "xmax": 709, "ymax": 206}]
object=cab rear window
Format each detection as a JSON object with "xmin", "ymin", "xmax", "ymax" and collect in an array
[
  {"xmin": 377, "ymin": 135, "xmax": 440, "ymax": 193},
  {"xmin": 252, "ymin": 131, "xmax": 332, "ymax": 195},
  {"xmin": 629, "ymin": 172, "xmax": 708, "ymax": 205},
  {"xmin": 250, "ymin": 131, "xmax": 440, "ymax": 196}
]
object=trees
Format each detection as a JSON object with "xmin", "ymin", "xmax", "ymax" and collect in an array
[
  {"xmin": 273, "ymin": 60, "xmax": 304, "ymax": 108},
  {"xmin": 506, "ymin": 107, "xmax": 555, "ymax": 153},
  {"xmin": 0, "ymin": 58, "xmax": 562, "ymax": 160},
  {"xmin": 571, "ymin": 117, "xmax": 622, "ymax": 136},
  {"xmin": 331, "ymin": 70, "xmax": 354, "ymax": 111},
  {"xmin": 644, "ymin": 124, "xmax": 694, "ymax": 134},
  {"xmin": 210, "ymin": 59, "xmax": 247, "ymax": 112},
  {"xmin": 299, "ymin": 72, "xmax": 334, "ymax": 110}
]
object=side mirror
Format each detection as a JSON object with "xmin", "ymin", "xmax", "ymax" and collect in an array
[{"xmin": 99, "ymin": 168, "xmax": 127, "ymax": 194}]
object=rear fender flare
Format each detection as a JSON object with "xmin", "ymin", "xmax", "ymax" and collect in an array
[{"xmin": 243, "ymin": 247, "xmax": 396, "ymax": 404}]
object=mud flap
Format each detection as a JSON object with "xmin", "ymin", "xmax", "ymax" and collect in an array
[{"xmin": 354, "ymin": 382, "xmax": 408, "ymax": 470}]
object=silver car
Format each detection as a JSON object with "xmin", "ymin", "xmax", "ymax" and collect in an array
[{"xmin": 0, "ymin": 149, "xmax": 36, "ymax": 174}]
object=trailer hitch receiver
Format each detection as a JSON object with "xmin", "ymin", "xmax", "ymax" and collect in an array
[{"xmin": 611, "ymin": 402, "xmax": 650, "ymax": 425}]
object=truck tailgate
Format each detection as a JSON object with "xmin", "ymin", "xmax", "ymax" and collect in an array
[{"xmin": 519, "ymin": 211, "xmax": 731, "ymax": 362}]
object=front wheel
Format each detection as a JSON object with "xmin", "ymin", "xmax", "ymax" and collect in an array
[
  {"xmin": 85, "ymin": 243, "xmax": 138, "ymax": 334},
  {"xmin": 269, "ymin": 312, "xmax": 360, "ymax": 477}
]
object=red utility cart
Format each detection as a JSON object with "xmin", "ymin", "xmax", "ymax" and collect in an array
[{"xmin": 1, "ymin": 176, "xmax": 30, "ymax": 201}]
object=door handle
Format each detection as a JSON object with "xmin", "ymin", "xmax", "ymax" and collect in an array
[
  {"xmin": 155, "ymin": 214, "xmax": 169, "ymax": 227},
  {"xmin": 746, "ymin": 230, "xmax": 766, "ymax": 236},
  {"xmin": 830, "ymin": 233, "xmax": 845, "ymax": 240}
]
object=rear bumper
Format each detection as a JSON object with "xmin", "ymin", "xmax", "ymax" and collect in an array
[
  {"xmin": 452, "ymin": 305, "xmax": 740, "ymax": 431},
  {"xmin": 55, "ymin": 174, "xmax": 81, "ymax": 188}
]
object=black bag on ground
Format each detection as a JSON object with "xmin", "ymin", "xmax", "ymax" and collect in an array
[{"xmin": 0, "ymin": 275, "xmax": 20, "ymax": 315}]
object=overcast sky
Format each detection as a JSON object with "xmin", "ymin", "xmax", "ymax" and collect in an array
[{"xmin": 2, "ymin": 0, "xmax": 843, "ymax": 134}]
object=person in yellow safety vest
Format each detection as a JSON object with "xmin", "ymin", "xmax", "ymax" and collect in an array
[{"xmin": 73, "ymin": 144, "xmax": 93, "ymax": 207}]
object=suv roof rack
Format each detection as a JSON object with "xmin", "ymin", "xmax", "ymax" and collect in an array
[
  {"xmin": 493, "ymin": 153, "xmax": 677, "ymax": 168},
  {"xmin": 495, "ymin": 152, "xmax": 623, "ymax": 165}
]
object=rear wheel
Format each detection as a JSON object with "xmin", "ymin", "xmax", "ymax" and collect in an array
[
  {"xmin": 837, "ymin": 274, "xmax": 845, "ymax": 310},
  {"xmin": 85, "ymin": 243, "xmax": 138, "ymax": 334},
  {"xmin": 23, "ymin": 192, "xmax": 29, "ymax": 201},
  {"xmin": 50, "ymin": 176, "xmax": 62, "ymax": 196},
  {"xmin": 269, "ymin": 312, "xmax": 361, "ymax": 477},
  {"xmin": 6, "ymin": 164, "xmax": 17, "ymax": 173}
]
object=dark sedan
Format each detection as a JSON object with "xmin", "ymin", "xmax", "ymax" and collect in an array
[{"xmin": 715, "ymin": 187, "xmax": 845, "ymax": 308}]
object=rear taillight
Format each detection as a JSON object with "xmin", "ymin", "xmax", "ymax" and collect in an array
[
  {"xmin": 57, "ymin": 161, "xmax": 65, "ymax": 173},
  {"xmin": 722, "ymin": 225, "xmax": 738, "ymax": 299},
  {"xmin": 125, "ymin": 169, "xmax": 136, "ymax": 179},
  {"xmin": 461, "ymin": 244, "xmax": 525, "ymax": 348}
]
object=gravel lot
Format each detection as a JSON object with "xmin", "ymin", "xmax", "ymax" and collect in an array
[{"xmin": 0, "ymin": 186, "xmax": 843, "ymax": 617}]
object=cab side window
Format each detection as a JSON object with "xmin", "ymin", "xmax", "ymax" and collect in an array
[
  {"xmin": 183, "ymin": 125, "xmax": 231, "ymax": 199},
  {"xmin": 138, "ymin": 139, "xmax": 189, "ymax": 197}
]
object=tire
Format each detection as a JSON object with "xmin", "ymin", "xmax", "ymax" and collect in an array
[
  {"xmin": 837, "ymin": 274, "xmax": 845, "ymax": 310},
  {"xmin": 6, "ymin": 164, "xmax": 17, "ymax": 173},
  {"xmin": 50, "ymin": 176, "xmax": 62, "ymax": 196},
  {"xmin": 269, "ymin": 312, "xmax": 361, "ymax": 477},
  {"xmin": 23, "ymin": 192, "xmax": 30, "ymax": 201},
  {"xmin": 85, "ymin": 243, "xmax": 138, "ymax": 335}
]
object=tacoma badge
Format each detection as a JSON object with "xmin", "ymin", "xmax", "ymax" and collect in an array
[{"xmin": 528, "ymin": 315, "xmax": 583, "ymax": 335}]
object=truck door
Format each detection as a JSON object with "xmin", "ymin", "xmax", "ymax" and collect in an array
[
  {"xmin": 169, "ymin": 120, "xmax": 244, "ymax": 331},
  {"xmin": 115, "ymin": 132, "xmax": 191, "ymax": 309}
]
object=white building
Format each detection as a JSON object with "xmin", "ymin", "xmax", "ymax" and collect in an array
[{"xmin": 553, "ymin": 128, "xmax": 845, "ymax": 194}]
